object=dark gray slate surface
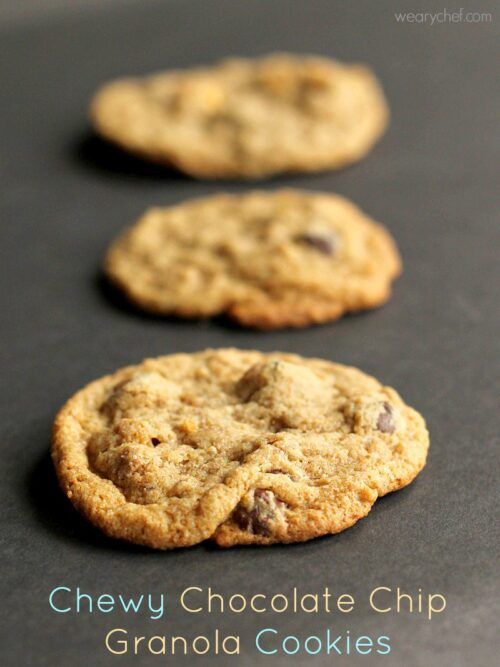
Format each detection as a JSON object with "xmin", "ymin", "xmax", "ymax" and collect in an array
[{"xmin": 0, "ymin": 1, "xmax": 498, "ymax": 665}]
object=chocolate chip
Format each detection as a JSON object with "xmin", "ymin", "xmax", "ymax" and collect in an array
[
  {"xmin": 151, "ymin": 437, "xmax": 161, "ymax": 446},
  {"xmin": 232, "ymin": 489, "xmax": 286, "ymax": 536},
  {"xmin": 232, "ymin": 506, "xmax": 254, "ymax": 532},
  {"xmin": 377, "ymin": 402, "xmax": 395, "ymax": 434},
  {"xmin": 296, "ymin": 231, "xmax": 337, "ymax": 255}
]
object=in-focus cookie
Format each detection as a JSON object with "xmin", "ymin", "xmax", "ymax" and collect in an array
[
  {"xmin": 90, "ymin": 53, "xmax": 389, "ymax": 179},
  {"xmin": 52, "ymin": 349, "xmax": 429, "ymax": 549},
  {"xmin": 104, "ymin": 190, "xmax": 401, "ymax": 330}
]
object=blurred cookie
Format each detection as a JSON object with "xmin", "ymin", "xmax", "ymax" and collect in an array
[
  {"xmin": 52, "ymin": 349, "xmax": 429, "ymax": 549},
  {"xmin": 104, "ymin": 190, "xmax": 401, "ymax": 329},
  {"xmin": 90, "ymin": 53, "xmax": 389, "ymax": 179}
]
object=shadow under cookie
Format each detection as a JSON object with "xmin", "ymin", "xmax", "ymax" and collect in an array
[
  {"xmin": 96, "ymin": 270, "xmax": 377, "ymax": 334},
  {"xmin": 72, "ymin": 132, "xmax": 191, "ymax": 182},
  {"xmin": 27, "ymin": 450, "xmax": 152, "ymax": 554}
]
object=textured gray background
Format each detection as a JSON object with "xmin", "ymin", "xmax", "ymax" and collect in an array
[{"xmin": 0, "ymin": 1, "xmax": 498, "ymax": 665}]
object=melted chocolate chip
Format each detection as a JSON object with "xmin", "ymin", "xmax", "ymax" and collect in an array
[
  {"xmin": 377, "ymin": 402, "xmax": 395, "ymax": 434},
  {"xmin": 232, "ymin": 506, "xmax": 252, "ymax": 531},
  {"xmin": 296, "ymin": 231, "xmax": 337, "ymax": 255},
  {"xmin": 151, "ymin": 437, "xmax": 161, "ymax": 446},
  {"xmin": 232, "ymin": 489, "xmax": 286, "ymax": 536}
]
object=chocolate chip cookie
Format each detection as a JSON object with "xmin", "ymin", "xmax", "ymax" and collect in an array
[
  {"xmin": 104, "ymin": 190, "xmax": 401, "ymax": 330},
  {"xmin": 52, "ymin": 349, "xmax": 429, "ymax": 549},
  {"xmin": 90, "ymin": 53, "xmax": 389, "ymax": 179}
]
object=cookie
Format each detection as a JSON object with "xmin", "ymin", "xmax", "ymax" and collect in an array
[
  {"xmin": 104, "ymin": 190, "xmax": 401, "ymax": 330},
  {"xmin": 52, "ymin": 349, "xmax": 429, "ymax": 549},
  {"xmin": 90, "ymin": 53, "xmax": 389, "ymax": 179}
]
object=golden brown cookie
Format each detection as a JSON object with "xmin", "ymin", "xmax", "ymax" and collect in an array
[
  {"xmin": 90, "ymin": 53, "xmax": 389, "ymax": 179},
  {"xmin": 52, "ymin": 349, "xmax": 429, "ymax": 549},
  {"xmin": 104, "ymin": 190, "xmax": 401, "ymax": 330}
]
